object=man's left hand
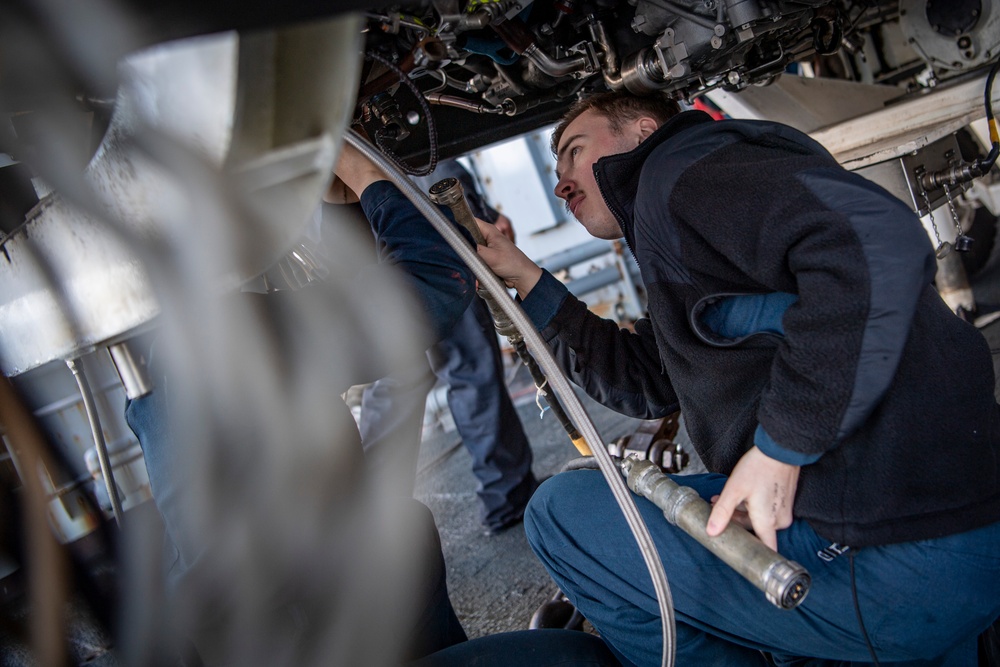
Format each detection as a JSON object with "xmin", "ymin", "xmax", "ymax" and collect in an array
[{"xmin": 706, "ymin": 446, "xmax": 799, "ymax": 552}]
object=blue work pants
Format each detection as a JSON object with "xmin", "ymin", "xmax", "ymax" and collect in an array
[
  {"xmin": 361, "ymin": 299, "xmax": 536, "ymax": 530},
  {"xmin": 525, "ymin": 470, "xmax": 1000, "ymax": 667}
]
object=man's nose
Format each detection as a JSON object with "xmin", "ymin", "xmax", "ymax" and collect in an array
[{"xmin": 554, "ymin": 175, "xmax": 571, "ymax": 200}]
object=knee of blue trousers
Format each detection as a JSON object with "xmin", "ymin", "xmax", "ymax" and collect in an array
[{"xmin": 523, "ymin": 473, "xmax": 573, "ymax": 560}]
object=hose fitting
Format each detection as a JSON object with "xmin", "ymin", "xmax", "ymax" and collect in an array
[{"xmin": 622, "ymin": 457, "xmax": 811, "ymax": 610}]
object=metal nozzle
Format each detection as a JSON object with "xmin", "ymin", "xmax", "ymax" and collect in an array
[{"xmin": 427, "ymin": 177, "xmax": 487, "ymax": 245}]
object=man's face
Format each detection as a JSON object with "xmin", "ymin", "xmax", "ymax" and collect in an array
[{"xmin": 554, "ymin": 109, "xmax": 652, "ymax": 239}]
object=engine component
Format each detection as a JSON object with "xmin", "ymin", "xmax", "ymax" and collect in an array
[
  {"xmin": 0, "ymin": 16, "xmax": 362, "ymax": 377},
  {"xmin": 900, "ymin": 0, "xmax": 1000, "ymax": 71},
  {"xmin": 354, "ymin": 2, "xmax": 1000, "ymax": 166},
  {"xmin": 608, "ymin": 414, "xmax": 689, "ymax": 473},
  {"xmin": 364, "ymin": 92, "xmax": 412, "ymax": 142}
]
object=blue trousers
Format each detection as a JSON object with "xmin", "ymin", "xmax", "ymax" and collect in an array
[
  {"xmin": 525, "ymin": 470, "xmax": 1000, "ymax": 667},
  {"xmin": 361, "ymin": 299, "xmax": 536, "ymax": 530}
]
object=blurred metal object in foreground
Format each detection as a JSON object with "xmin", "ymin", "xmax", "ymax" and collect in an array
[
  {"xmin": 0, "ymin": 11, "xmax": 450, "ymax": 667},
  {"xmin": 0, "ymin": 15, "xmax": 360, "ymax": 377},
  {"xmin": 622, "ymin": 457, "xmax": 811, "ymax": 611}
]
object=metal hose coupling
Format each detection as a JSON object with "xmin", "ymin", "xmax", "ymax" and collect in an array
[
  {"xmin": 427, "ymin": 177, "xmax": 520, "ymax": 337},
  {"xmin": 621, "ymin": 457, "xmax": 811, "ymax": 610}
]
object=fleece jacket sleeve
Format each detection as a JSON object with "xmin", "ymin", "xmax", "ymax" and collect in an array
[{"xmin": 521, "ymin": 270, "xmax": 679, "ymax": 419}]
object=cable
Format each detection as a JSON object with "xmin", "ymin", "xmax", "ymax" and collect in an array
[
  {"xmin": 979, "ymin": 58, "xmax": 1000, "ymax": 172},
  {"xmin": 849, "ymin": 551, "xmax": 880, "ymax": 666}
]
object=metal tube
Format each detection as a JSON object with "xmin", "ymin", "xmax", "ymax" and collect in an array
[
  {"xmin": 348, "ymin": 129, "xmax": 677, "ymax": 667},
  {"xmin": 67, "ymin": 358, "xmax": 124, "ymax": 527},
  {"xmin": 108, "ymin": 341, "xmax": 153, "ymax": 400},
  {"xmin": 425, "ymin": 92, "xmax": 503, "ymax": 114},
  {"xmin": 623, "ymin": 458, "xmax": 811, "ymax": 610},
  {"xmin": 588, "ymin": 20, "xmax": 626, "ymax": 91},
  {"xmin": 522, "ymin": 44, "xmax": 590, "ymax": 78}
]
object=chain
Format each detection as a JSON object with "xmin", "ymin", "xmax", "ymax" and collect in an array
[
  {"xmin": 941, "ymin": 181, "xmax": 975, "ymax": 252},
  {"xmin": 917, "ymin": 169, "xmax": 951, "ymax": 258},
  {"xmin": 942, "ymin": 182, "xmax": 961, "ymax": 234}
]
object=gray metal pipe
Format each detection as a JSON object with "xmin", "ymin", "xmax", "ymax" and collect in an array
[
  {"xmin": 425, "ymin": 92, "xmax": 504, "ymax": 114},
  {"xmin": 588, "ymin": 20, "xmax": 626, "ymax": 91},
  {"xmin": 346, "ymin": 129, "xmax": 677, "ymax": 667},
  {"xmin": 623, "ymin": 458, "xmax": 811, "ymax": 610},
  {"xmin": 67, "ymin": 358, "xmax": 124, "ymax": 527},
  {"xmin": 108, "ymin": 341, "xmax": 153, "ymax": 400},
  {"xmin": 523, "ymin": 44, "xmax": 591, "ymax": 78}
]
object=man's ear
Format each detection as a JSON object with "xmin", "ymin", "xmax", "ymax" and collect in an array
[{"xmin": 637, "ymin": 117, "xmax": 659, "ymax": 141}]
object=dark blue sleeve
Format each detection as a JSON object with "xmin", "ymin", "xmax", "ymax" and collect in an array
[
  {"xmin": 360, "ymin": 180, "xmax": 475, "ymax": 342},
  {"xmin": 521, "ymin": 271, "xmax": 679, "ymax": 419}
]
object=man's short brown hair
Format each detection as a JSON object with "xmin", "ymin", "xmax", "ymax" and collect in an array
[{"xmin": 551, "ymin": 92, "xmax": 681, "ymax": 154}]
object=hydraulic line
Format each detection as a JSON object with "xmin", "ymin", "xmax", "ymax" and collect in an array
[
  {"xmin": 427, "ymin": 176, "xmax": 590, "ymax": 456},
  {"xmin": 981, "ymin": 58, "xmax": 1000, "ymax": 171},
  {"xmin": 346, "ymin": 129, "xmax": 677, "ymax": 667},
  {"xmin": 916, "ymin": 59, "xmax": 1000, "ymax": 197}
]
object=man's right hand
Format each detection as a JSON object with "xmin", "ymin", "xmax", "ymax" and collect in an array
[{"xmin": 476, "ymin": 219, "xmax": 543, "ymax": 298}]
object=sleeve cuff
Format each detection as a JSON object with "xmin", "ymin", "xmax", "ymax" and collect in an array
[
  {"xmin": 518, "ymin": 270, "xmax": 569, "ymax": 330},
  {"xmin": 754, "ymin": 425, "xmax": 822, "ymax": 466},
  {"xmin": 359, "ymin": 180, "xmax": 399, "ymax": 218}
]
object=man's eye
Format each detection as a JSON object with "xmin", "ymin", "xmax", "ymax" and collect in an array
[{"xmin": 571, "ymin": 146, "xmax": 581, "ymax": 158}]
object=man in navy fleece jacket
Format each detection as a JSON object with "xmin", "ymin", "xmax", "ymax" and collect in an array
[{"xmin": 476, "ymin": 91, "xmax": 1000, "ymax": 666}]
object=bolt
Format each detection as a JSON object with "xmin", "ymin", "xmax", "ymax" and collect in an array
[
  {"xmin": 711, "ymin": 35, "xmax": 723, "ymax": 49},
  {"xmin": 406, "ymin": 111, "xmax": 420, "ymax": 125}
]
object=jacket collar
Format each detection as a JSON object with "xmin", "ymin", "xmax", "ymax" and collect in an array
[{"xmin": 593, "ymin": 110, "xmax": 713, "ymax": 245}]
